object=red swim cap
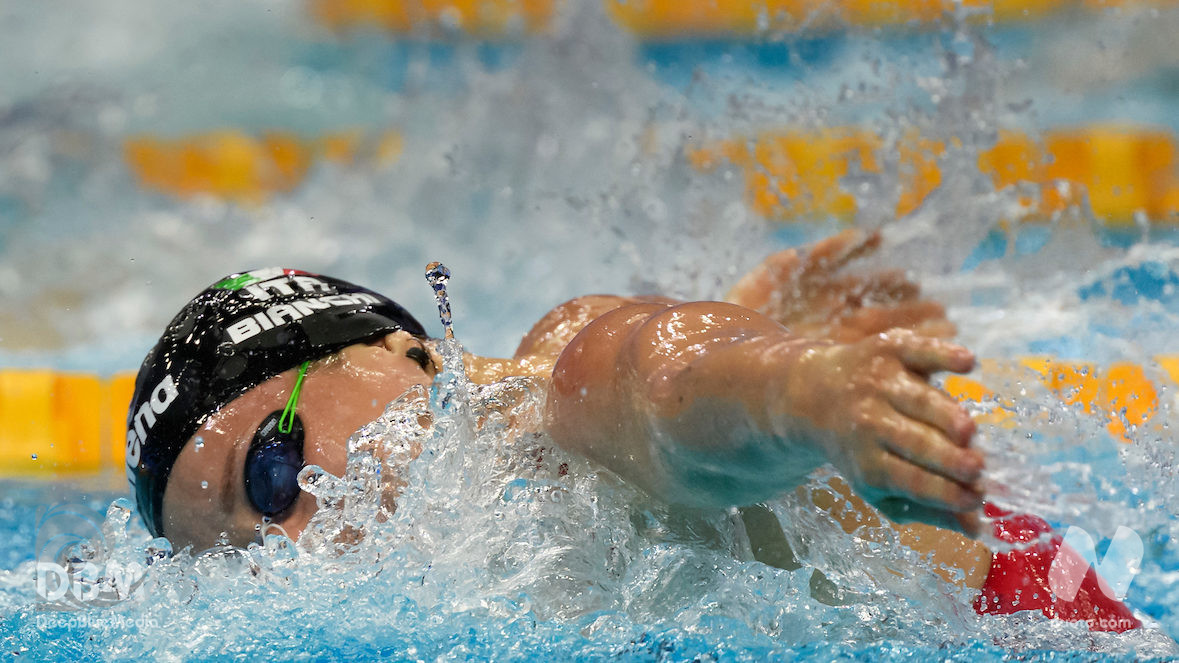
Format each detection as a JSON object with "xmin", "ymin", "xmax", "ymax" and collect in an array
[{"xmin": 973, "ymin": 503, "xmax": 1141, "ymax": 633}]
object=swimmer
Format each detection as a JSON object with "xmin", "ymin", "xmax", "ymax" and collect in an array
[{"xmin": 125, "ymin": 231, "xmax": 1140, "ymax": 633}]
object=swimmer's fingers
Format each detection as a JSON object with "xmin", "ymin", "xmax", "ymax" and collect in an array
[
  {"xmin": 801, "ymin": 230, "xmax": 860, "ymax": 272},
  {"xmin": 803, "ymin": 229, "xmax": 881, "ymax": 276},
  {"xmin": 874, "ymin": 330, "xmax": 974, "ymax": 375},
  {"xmin": 817, "ymin": 270, "xmax": 918, "ymax": 307},
  {"xmin": 883, "ymin": 371, "xmax": 976, "ymax": 446},
  {"xmin": 955, "ymin": 510, "xmax": 982, "ymax": 538},
  {"xmin": 871, "ymin": 406, "xmax": 982, "ymax": 484},
  {"xmin": 836, "ymin": 301, "xmax": 956, "ymax": 341},
  {"xmin": 913, "ymin": 317, "xmax": 958, "ymax": 340},
  {"xmin": 725, "ymin": 248, "xmax": 803, "ymax": 310},
  {"xmin": 861, "ymin": 269, "xmax": 920, "ymax": 303},
  {"xmin": 870, "ymin": 449, "xmax": 984, "ymax": 512},
  {"xmin": 892, "ymin": 300, "xmax": 952, "ymax": 332}
]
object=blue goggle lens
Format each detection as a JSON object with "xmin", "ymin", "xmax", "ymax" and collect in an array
[{"xmin": 244, "ymin": 410, "xmax": 305, "ymax": 517}]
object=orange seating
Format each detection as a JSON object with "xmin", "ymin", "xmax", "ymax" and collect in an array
[
  {"xmin": 689, "ymin": 126, "xmax": 1179, "ymax": 225},
  {"xmin": 306, "ymin": 0, "xmax": 1178, "ymax": 36},
  {"xmin": 123, "ymin": 129, "xmax": 403, "ymax": 203},
  {"xmin": 0, "ymin": 371, "xmax": 136, "ymax": 475}
]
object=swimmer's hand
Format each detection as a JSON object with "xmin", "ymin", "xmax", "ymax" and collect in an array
[
  {"xmin": 727, "ymin": 229, "xmax": 955, "ymax": 342},
  {"xmin": 788, "ymin": 329, "xmax": 983, "ymax": 514}
]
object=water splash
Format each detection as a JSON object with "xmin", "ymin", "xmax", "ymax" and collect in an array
[
  {"xmin": 2, "ymin": 0, "xmax": 1179, "ymax": 659},
  {"xmin": 425, "ymin": 261, "xmax": 454, "ymax": 340}
]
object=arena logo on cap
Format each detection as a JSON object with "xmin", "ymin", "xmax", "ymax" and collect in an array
[
  {"xmin": 224, "ymin": 292, "xmax": 383, "ymax": 343},
  {"xmin": 124, "ymin": 373, "xmax": 179, "ymax": 482}
]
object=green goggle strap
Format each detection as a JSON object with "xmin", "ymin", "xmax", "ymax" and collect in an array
[{"xmin": 278, "ymin": 361, "xmax": 311, "ymax": 434}]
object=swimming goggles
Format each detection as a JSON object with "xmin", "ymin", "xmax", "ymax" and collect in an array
[
  {"xmin": 243, "ymin": 361, "xmax": 310, "ymax": 518},
  {"xmin": 241, "ymin": 343, "xmax": 436, "ymax": 518}
]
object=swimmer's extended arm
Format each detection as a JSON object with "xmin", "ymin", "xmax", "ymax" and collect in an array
[{"xmin": 545, "ymin": 300, "xmax": 984, "ymax": 512}]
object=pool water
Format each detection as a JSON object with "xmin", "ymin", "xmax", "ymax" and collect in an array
[{"xmin": 3, "ymin": 1, "xmax": 1179, "ymax": 660}]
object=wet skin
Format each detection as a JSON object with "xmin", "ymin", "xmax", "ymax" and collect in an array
[{"xmin": 161, "ymin": 231, "xmax": 992, "ymax": 589}]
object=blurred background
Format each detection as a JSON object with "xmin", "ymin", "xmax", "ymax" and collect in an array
[{"xmin": 2, "ymin": 0, "xmax": 1179, "ymax": 475}]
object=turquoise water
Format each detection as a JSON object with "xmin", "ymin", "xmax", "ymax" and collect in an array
[{"xmin": 3, "ymin": 1, "xmax": 1179, "ymax": 660}]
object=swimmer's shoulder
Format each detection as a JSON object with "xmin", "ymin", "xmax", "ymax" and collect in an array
[
  {"xmin": 514, "ymin": 294, "xmax": 677, "ymax": 359},
  {"xmin": 460, "ymin": 295, "xmax": 676, "ymax": 384}
]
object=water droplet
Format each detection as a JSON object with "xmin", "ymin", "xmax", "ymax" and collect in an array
[
  {"xmin": 30, "ymin": 454, "xmax": 37, "ymax": 460},
  {"xmin": 425, "ymin": 261, "xmax": 454, "ymax": 339},
  {"xmin": 201, "ymin": 480, "xmax": 209, "ymax": 490}
]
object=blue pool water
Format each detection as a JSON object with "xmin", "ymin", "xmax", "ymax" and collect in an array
[{"xmin": 3, "ymin": 1, "xmax": 1179, "ymax": 660}]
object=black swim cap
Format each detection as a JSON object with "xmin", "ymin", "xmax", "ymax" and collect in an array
[{"xmin": 126, "ymin": 267, "xmax": 427, "ymax": 538}]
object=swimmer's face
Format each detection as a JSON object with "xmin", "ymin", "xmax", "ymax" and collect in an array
[{"xmin": 162, "ymin": 331, "xmax": 440, "ymax": 550}]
